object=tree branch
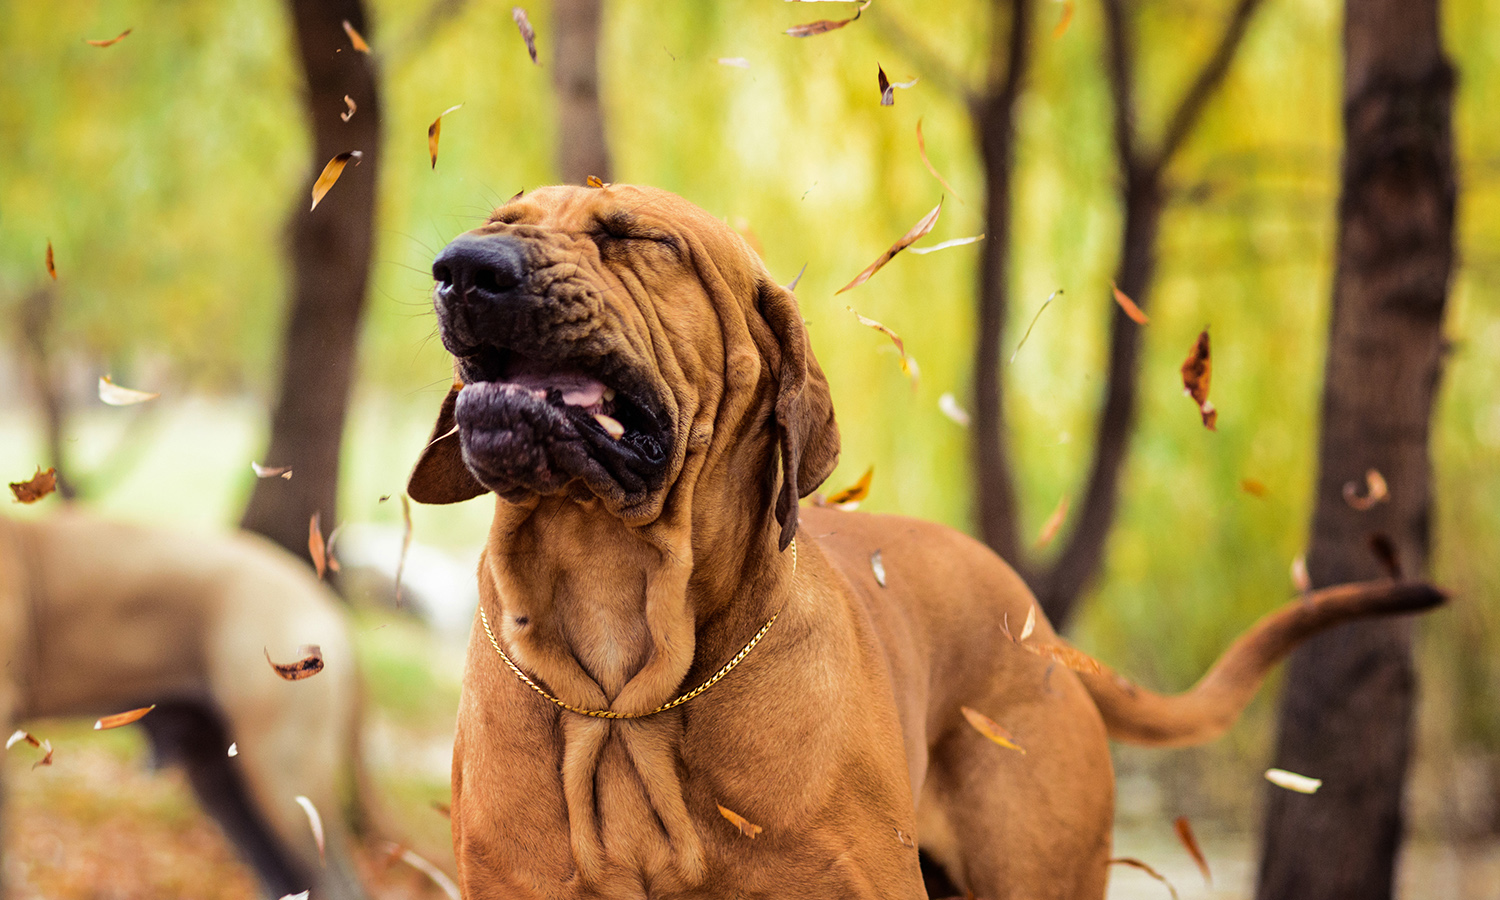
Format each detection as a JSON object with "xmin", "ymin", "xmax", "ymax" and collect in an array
[
  {"xmin": 1149, "ymin": 0, "xmax": 1268, "ymax": 174},
  {"xmin": 1099, "ymin": 0, "xmax": 1140, "ymax": 172}
]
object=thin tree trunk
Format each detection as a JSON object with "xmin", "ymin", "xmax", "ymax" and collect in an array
[
  {"xmin": 241, "ymin": 0, "xmax": 381, "ymax": 562},
  {"xmin": 1256, "ymin": 0, "xmax": 1455, "ymax": 895},
  {"xmin": 552, "ymin": 0, "xmax": 611, "ymax": 184}
]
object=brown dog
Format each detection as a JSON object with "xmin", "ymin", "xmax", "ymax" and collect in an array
[
  {"xmin": 0, "ymin": 511, "xmax": 367, "ymax": 900},
  {"xmin": 408, "ymin": 184, "xmax": 1442, "ymax": 899}
]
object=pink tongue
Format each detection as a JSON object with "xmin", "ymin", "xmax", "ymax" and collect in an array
[{"xmin": 502, "ymin": 359, "xmax": 606, "ymax": 408}]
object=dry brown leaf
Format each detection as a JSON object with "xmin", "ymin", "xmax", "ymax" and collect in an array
[
  {"xmin": 1109, "ymin": 858, "xmax": 1179, "ymax": 900},
  {"xmin": 848, "ymin": 309, "xmax": 920, "ymax": 386},
  {"xmin": 1110, "ymin": 280, "xmax": 1149, "ymax": 324},
  {"xmin": 45, "ymin": 241, "xmax": 56, "ymax": 280},
  {"xmin": 1052, "ymin": 0, "xmax": 1075, "ymax": 39},
  {"xmin": 308, "ymin": 512, "xmax": 328, "ymax": 579},
  {"xmin": 310, "ymin": 150, "xmax": 362, "ymax": 211},
  {"xmin": 1034, "ymin": 495, "xmax": 1069, "ymax": 549},
  {"xmin": 1026, "ymin": 641, "xmax": 1104, "ymax": 676},
  {"xmin": 341, "ymin": 95, "xmax": 357, "ymax": 122},
  {"xmin": 1342, "ymin": 468, "xmax": 1389, "ymax": 511},
  {"xmin": 99, "ymin": 375, "xmax": 160, "ymax": 406},
  {"xmin": 1368, "ymin": 532, "xmax": 1402, "ymax": 579},
  {"xmin": 512, "ymin": 8, "xmax": 538, "ymax": 64},
  {"xmin": 9, "ymin": 467, "xmax": 58, "ymax": 504},
  {"xmin": 916, "ymin": 119, "xmax": 962, "ymax": 203},
  {"xmin": 394, "ymin": 494, "xmax": 413, "ymax": 606},
  {"xmin": 1173, "ymin": 816, "xmax": 1212, "ymax": 885},
  {"xmin": 94, "ymin": 704, "xmax": 156, "ymax": 731},
  {"xmin": 586, "ymin": 175, "xmax": 608, "ymax": 188},
  {"xmin": 295, "ymin": 795, "xmax": 325, "ymax": 864},
  {"xmin": 961, "ymin": 706, "xmax": 1026, "ymax": 754},
  {"xmin": 1240, "ymin": 478, "xmax": 1268, "ymax": 497},
  {"xmin": 431, "ymin": 800, "xmax": 452, "ymax": 819},
  {"xmin": 1180, "ymin": 329, "xmax": 1217, "ymax": 430},
  {"xmin": 85, "ymin": 29, "xmax": 132, "ymax": 47},
  {"xmin": 1264, "ymin": 768, "xmax": 1321, "ymax": 794},
  {"xmin": 870, "ymin": 550, "xmax": 887, "ymax": 587},
  {"xmin": 7, "ymin": 730, "xmax": 54, "ymax": 768},
  {"xmin": 717, "ymin": 804, "xmax": 763, "ymax": 838},
  {"xmin": 827, "ymin": 466, "xmax": 874, "ymax": 506},
  {"xmin": 342, "ymin": 19, "xmax": 370, "ymax": 53},
  {"xmin": 427, "ymin": 103, "xmax": 463, "ymax": 169},
  {"xmin": 251, "ymin": 461, "xmax": 293, "ymax": 480},
  {"xmin": 266, "ymin": 645, "xmax": 325, "ymax": 681},
  {"xmin": 838, "ymin": 200, "xmax": 943, "ymax": 294},
  {"xmin": 878, "ymin": 65, "xmax": 893, "ymax": 106},
  {"xmin": 784, "ymin": 0, "xmax": 871, "ymax": 37}
]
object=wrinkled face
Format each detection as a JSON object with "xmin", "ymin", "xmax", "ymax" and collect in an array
[{"xmin": 428, "ymin": 185, "xmax": 753, "ymax": 517}]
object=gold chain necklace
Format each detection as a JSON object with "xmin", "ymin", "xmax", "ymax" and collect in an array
[{"xmin": 478, "ymin": 538, "xmax": 796, "ymax": 719}]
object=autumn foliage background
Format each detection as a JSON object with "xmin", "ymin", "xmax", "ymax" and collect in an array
[{"xmin": 1, "ymin": 0, "xmax": 1498, "ymax": 895}]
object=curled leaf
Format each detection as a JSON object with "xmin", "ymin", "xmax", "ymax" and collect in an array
[
  {"xmin": 94, "ymin": 704, "xmax": 156, "ymax": 730},
  {"xmin": 1264, "ymin": 768, "xmax": 1322, "ymax": 794},
  {"xmin": 838, "ymin": 199, "xmax": 943, "ymax": 294},
  {"xmin": 717, "ymin": 804, "xmax": 763, "ymax": 838},
  {"xmin": 916, "ymin": 119, "xmax": 962, "ymax": 203},
  {"xmin": 295, "ymin": 795, "xmax": 326, "ymax": 864},
  {"xmin": 1035, "ymin": 495, "xmax": 1069, "ymax": 549},
  {"xmin": 342, "ymin": 19, "xmax": 370, "ymax": 53},
  {"xmin": 848, "ymin": 309, "xmax": 919, "ymax": 387},
  {"xmin": 310, "ymin": 150, "xmax": 362, "ymax": 211},
  {"xmin": 99, "ymin": 376, "xmax": 160, "ymax": 406},
  {"xmin": 1173, "ymin": 816, "xmax": 1212, "ymax": 885},
  {"xmin": 85, "ymin": 29, "xmax": 132, "ymax": 47},
  {"xmin": 938, "ymin": 393, "xmax": 971, "ymax": 427},
  {"xmin": 1342, "ymin": 469, "xmax": 1389, "ymax": 511},
  {"xmin": 1108, "ymin": 858, "xmax": 1179, "ymax": 900},
  {"xmin": 908, "ymin": 235, "xmax": 984, "ymax": 255},
  {"xmin": 961, "ymin": 706, "xmax": 1026, "ymax": 754},
  {"xmin": 251, "ymin": 461, "xmax": 293, "ymax": 480},
  {"xmin": 785, "ymin": 0, "xmax": 871, "ymax": 36},
  {"xmin": 45, "ymin": 241, "xmax": 56, "ymax": 280},
  {"xmin": 870, "ymin": 550, "xmax": 886, "ymax": 587},
  {"xmin": 7, "ymin": 730, "xmax": 54, "ymax": 768},
  {"xmin": 266, "ymin": 645, "xmax": 325, "ymax": 681},
  {"xmin": 512, "ymin": 8, "xmax": 538, "ymax": 63},
  {"xmin": 1180, "ymin": 329, "xmax": 1217, "ymax": 430},
  {"xmin": 341, "ymin": 95, "xmax": 357, "ymax": 122},
  {"xmin": 1110, "ymin": 280, "xmax": 1149, "ymax": 324},
  {"xmin": 9, "ymin": 467, "xmax": 58, "ymax": 504},
  {"xmin": 428, "ymin": 104, "xmax": 463, "ymax": 169},
  {"xmin": 308, "ymin": 512, "xmax": 328, "ymax": 579},
  {"xmin": 827, "ymin": 466, "xmax": 874, "ymax": 506}
]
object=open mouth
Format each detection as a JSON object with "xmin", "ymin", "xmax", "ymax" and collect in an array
[{"xmin": 452, "ymin": 347, "xmax": 670, "ymax": 501}]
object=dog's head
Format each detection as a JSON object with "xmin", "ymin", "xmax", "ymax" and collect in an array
[{"xmin": 408, "ymin": 184, "xmax": 838, "ymax": 549}]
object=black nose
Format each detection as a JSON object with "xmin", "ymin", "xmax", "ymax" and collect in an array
[{"xmin": 432, "ymin": 234, "xmax": 525, "ymax": 305}]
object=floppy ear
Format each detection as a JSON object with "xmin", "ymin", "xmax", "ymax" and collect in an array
[
  {"xmin": 759, "ymin": 279, "xmax": 840, "ymax": 551},
  {"xmin": 407, "ymin": 385, "xmax": 488, "ymax": 504}
]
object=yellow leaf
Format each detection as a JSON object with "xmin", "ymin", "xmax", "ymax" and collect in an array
[
  {"xmin": 960, "ymin": 706, "xmax": 1026, "ymax": 754},
  {"xmin": 427, "ymin": 104, "xmax": 464, "ymax": 169},
  {"xmin": 717, "ymin": 804, "xmax": 763, "ymax": 838},
  {"xmin": 310, "ymin": 151, "xmax": 363, "ymax": 211},
  {"xmin": 94, "ymin": 704, "xmax": 157, "ymax": 730},
  {"xmin": 838, "ymin": 200, "xmax": 943, "ymax": 294}
]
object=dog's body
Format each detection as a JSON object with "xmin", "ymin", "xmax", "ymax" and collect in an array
[
  {"xmin": 410, "ymin": 184, "xmax": 1441, "ymax": 899},
  {"xmin": 0, "ymin": 511, "xmax": 366, "ymax": 900}
]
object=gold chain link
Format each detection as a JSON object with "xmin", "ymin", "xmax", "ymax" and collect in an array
[{"xmin": 478, "ymin": 539, "xmax": 797, "ymax": 719}]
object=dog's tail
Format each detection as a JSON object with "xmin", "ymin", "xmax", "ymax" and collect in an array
[{"xmin": 1073, "ymin": 579, "xmax": 1445, "ymax": 748}]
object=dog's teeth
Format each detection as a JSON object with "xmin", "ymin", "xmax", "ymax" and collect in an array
[
  {"xmin": 594, "ymin": 413, "xmax": 625, "ymax": 439},
  {"xmin": 602, "ymin": 387, "xmax": 616, "ymax": 402}
]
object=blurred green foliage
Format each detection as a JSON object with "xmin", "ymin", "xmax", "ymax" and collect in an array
[{"xmin": 1, "ymin": 0, "xmax": 1497, "ymax": 815}]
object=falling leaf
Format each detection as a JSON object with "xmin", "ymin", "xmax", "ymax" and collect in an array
[
  {"xmin": 1034, "ymin": 495, "xmax": 1069, "ymax": 549},
  {"xmin": 7, "ymin": 730, "xmax": 54, "ymax": 768},
  {"xmin": 1052, "ymin": 0, "xmax": 1075, "ymax": 39},
  {"xmin": 228, "ymin": 742, "xmax": 238, "ymax": 757},
  {"xmin": 894, "ymin": 828, "xmax": 916, "ymax": 848},
  {"xmin": 85, "ymin": 29, "xmax": 132, "ymax": 47},
  {"xmin": 586, "ymin": 175, "xmax": 607, "ymax": 188},
  {"xmin": 1264, "ymin": 768, "xmax": 1322, "ymax": 794},
  {"xmin": 310, "ymin": 150, "xmax": 362, "ymax": 211},
  {"xmin": 1109, "ymin": 858, "xmax": 1179, "ymax": 900},
  {"xmin": 870, "ymin": 550, "xmax": 887, "ymax": 587},
  {"xmin": 827, "ymin": 466, "xmax": 874, "ymax": 506},
  {"xmin": 1342, "ymin": 468, "xmax": 1389, "ymax": 511},
  {"xmin": 1011, "ymin": 290, "xmax": 1061, "ymax": 363},
  {"xmin": 784, "ymin": 0, "xmax": 871, "ymax": 37},
  {"xmin": 1025, "ymin": 641, "xmax": 1104, "ymax": 676},
  {"xmin": 839, "ymin": 200, "xmax": 943, "ymax": 294},
  {"xmin": 295, "ymin": 795, "xmax": 326, "ymax": 864},
  {"xmin": 512, "ymin": 7, "xmax": 539, "ymax": 63},
  {"xmin": 961, "ymin": 706, "xmax": 1026, "ymax": 754},
  {"xmin": 308, "ymin": 512, "xmax": 328, "ymax": 579},
  {"xmin": 1368, "ymin": 532, "xmax": 1402, "ymax": 579},
  {"xmin": 9, "ymin": 467, "xmax": 57, "ymax": 504},
  {"xmin": 848, "ymin": 309, "xmax": 920, "ymax": 387},
  {"xmin": 717, "ymin": 804, "xmax": 764, "ymax": 838},
  {"xmin": 98, "ymin": 376, "xmax": 159, "ymax": 406},
  {"xmin": 427, "ymin": 103, "xmax": 463, "ymax": 169},
  {"xmin": 878, "ymin": 65, "xmax": 894, "ymax": 106},
  {"xmin": 1180, "ymin": 329, "xmax": 1217, "ymax": 430},
  {"xmin": 45, "ymin": 241, "xmax": 56, "ymax": 280},
  {"xmin": 938, "ymin": 393, "xmax": 971, "ymax": 427},
  {"xmin": 718, "ymin": 57, "xmax": 751, "ymax": 68},
  {"xmin": 324, "ymin": 523, "xmax": 343, "ymax": 575},
  {"xmin": 594, "ymin": 413, "xmax": 625, "ymax": 438},
  {"xmin": 341, "ymin": 95, "xmax": 357, "ymax": 122},
  {"xmin": 386, "ymin": 843, "xmax": 461, "ymax": 899},
  {"xmin": 1291, "ymin": 554, "xmax": 1311, "ymax": 593},
  {"xmin": 94, "ymin": 704, "xmax": 156, "ymax": 730},
  {"xmin": 431, "ymin": 800, "xmax": 452, "ymax": 818},
  {"xmin": 1240, "ymin": 478, "xmax": 1268, "ymax": 497},
  {"xmin": 342, "ymin": 19, "xmax": 370, "ymax": 53},
  {"xmin": 279, "ymin": 893, "xmax": 310, "ymax": 900},
  {"xmin": 785, "ymin": 263, "xmax": 808, "ymax": 291},
  {"xmin": 394, "ymin": 494, "xmax": 413, "ymax": 606},
  {"xmin": 251, "ymin": 461, "xmax": 293, "ymax": 480},
  {"xmin": 916, "ymin": 119, "xmax": 962, "ymax": 203},
  {"xmin": 1173, "ymin": 816, "xmax": 1212, "ymax": 885},
  {"xmin": 266, "ymin": 645, "xmax": 325, "ymax": 681},
  {"xmin": 1019, "ymin": 603, "xmax": 1037, "ymax": 642},
  {"xmin": 908, "ymin": 235, "xmax": 984, "ymax": 255},
  {"xmin": 1110, "ymin": 280, "xmax": 1149, "ymax": 324}
]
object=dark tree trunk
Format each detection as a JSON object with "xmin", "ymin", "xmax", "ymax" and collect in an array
[
  {"xmin": 1256, "ymin": 0, "xmax": 1455, "ymax": 896},
  {"xmin": 241, "ymin": 0, "xmax": 382, "ymax": 562},
  {"xmin": 551, "ymin": 0, "xmax": 611, "ymax": 184}
]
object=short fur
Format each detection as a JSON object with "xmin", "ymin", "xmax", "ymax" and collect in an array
[{"xmin": 411, "ymin": 184, "xmax": 1443, "ymax": 899}]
